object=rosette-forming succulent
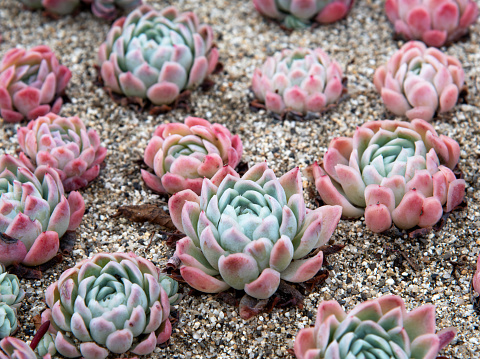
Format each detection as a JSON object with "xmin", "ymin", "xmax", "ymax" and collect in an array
[
  {"xmin": 294, "ymin": 295, "xmax": 456, "ymax": 359},
  {"xmin": 252, "ymin": 48, "xmax": 344, "ymax": 116},
  {"xmin": 0, "ymin": 155, "xmax": 85, "ymax": 266},
  {"xmin": 0, "ymin": 265, "xmax": 24, "ymax": 308},
  {"xmin": 142, "ymin": 117, "xmax": 243, "ymax": 195},
  {"xmin": 311, "ymin": 119, "xmax": 465, "ymax": 233},
  {"xmin": 0, "ymin": 46, "xmax": 71, "ymax": 123},
  {"xmin": 170, "ymin": 162, "xmax": 342, "ymax": 300},
  {"xmin": 385, "ymin": 0, "xmax": 478, "ymax": 47},
  {"xmin": 0, "ymin": 304, "xmax": 16, "ymax": 339},
  {"xmin": 0, "ymin": 337, "xmax": 45, "ymax": 359},
  {"xmin": 18, "ymin": 0, "xmax": 80, "ymax": 16},
  {"xmin": 17, "ymin": 113, "xmax": 107, "ymax": 192},
  {"xmin": 41, "ymin": 252, "xmax": 178, "ymax": 359},
  {"xmin": 98, "ymin": 5, "xmax": 219, "ymax": 106},
  {"xmin": 253, "ymin": 0, "xmax": 355, "ymax": 28},
  {"xmin": 374, "ymin": 41, "xmax": 465, "ymax": 122}
]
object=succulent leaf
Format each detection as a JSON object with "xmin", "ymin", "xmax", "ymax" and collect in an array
[{"xmin": 0, "ymin": 265, "xmax": 24, "ymax": 308}]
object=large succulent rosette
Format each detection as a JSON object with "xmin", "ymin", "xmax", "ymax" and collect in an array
[
  {"xmin": 0, "ymin": 46, "xmax": 71, "ymax": 123},
  {"xmin": 0, "ymin": 155, "xmax": 85, "ymax": 266},
  {"xmin": 311, "ymin": 119, "xmax": 465, "ymax": 233},
  {"xmin": 142, "ymin": 117, "xmax": 243, "ymax": 195},
  {"xmin": 18, "ymin": 0, "xmax": 80, "ymax": 16},
  {"xmin": 18, "ymin": 113, "xmax": 107, "ymax": 192},
  {"xmin": 252, "ymin": 48, "xmax": 344, "ymax": 116},
  {"xmin": 385, "ymin": 0, "xmax": 478, "ymax": 47},
  {"xmin": 0, "ymin": 265, "xmax": 24, "ymax": 308},
  {"xmin": 374, "ymin": 41, "xmax": 465, "ymax": 122},
  {"xmin": 294, "ymin": 295, "xmax": 456, "ymax": 359},
  {"xmin": 253, "ymin": 0, "xmax": 355, "ymax": 28},
  {"xmin": 98, "ymin": 5, "xmax": 219, "ymax": 105},
  {"xmin": 169, "ymin": 162, "xmax": 342, "ymax": 300},
  {"xmin": 41, "ymin": 252, "xmax": 177, "ymax": 359}
]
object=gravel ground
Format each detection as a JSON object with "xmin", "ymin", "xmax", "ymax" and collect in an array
[{"xmin": 1, "ymin": 0, "xmax": 480, "ymax": 357}]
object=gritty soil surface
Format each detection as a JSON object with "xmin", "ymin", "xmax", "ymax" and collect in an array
[{"xmin": 1, "ymin": 0, "xmax": 480, "ymax": 357}]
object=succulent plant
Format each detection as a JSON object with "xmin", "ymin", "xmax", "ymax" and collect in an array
[
  {"xmin": 0, "ymin": 337, "xmax": 47, "ymax": 359},
  {"xmin": 385, "ymin": 0, "xmax": 478, "ymax": 47},
  {"xmin": 374, "ymin": 41, "xmax": 464, "ymax": 122},
  {"xmin": 311, "ymin": 119, "xmax": 465, "ymax": 233},
  {"xmin": 142, "ymin": 117, "xmax": 243, "ymax": 195},
  {"xmin": 252, "ymin": 48, "xmax": 344, "ymax": 116},
  {"xmin": 83, "ymin": 0, "xmax": 142, "ymax": 20},
  {"xmin": 0, "ymin": 155, "xmax": 85, "ymax": 267},
  {"xmin": 294, "ymin": 295, "xmax": 456, "ymax": 359},
  {"xmin": 0, "ymin": 265, "xmax": 24, "ymax": 308},
  {"xmin": 0, "ymin": 304, "xmax": 16, "ymax": 339},
  {"xmin": 35, "ymin": 332, "xmax": 56, "ymax": 359},
  {"xmin": 18, "ymin": 0, "xmax": 80, "ymax": 16},
  {"xmin": 17, "ymin": 113, "xmax": 107, "ymax": 192},
  {"xmin": 253, "ymin": 0, "xmax": 355, "ymax": 28},
  {"xmin": 169, "ymin": 162, "xmax": 342, "ymax": 300},
  {"xmin": 41, "ymin": 252, "xmax": 177, "ymax": 359},
  {"xmin": 0, "ymin": 46, "xmax": 71, "ymax": 123},
  {"xmin": 98, "ymin": 5, "xmax": 218, "ymax": 106},
  {"xmin": 159, "ymin": 275, "xmax": 180, "ymax": 304}
]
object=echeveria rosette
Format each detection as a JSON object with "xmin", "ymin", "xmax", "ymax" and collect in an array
[
  {"xmin": 0, "ymin": 46, "xmax": 71, "ymax": 123},
  {"xmin": 0, "ymin": 265, "xmax": 24, "ymax": 308},
  {"xmin": 98, "ymin": 5, "xmax": 219, "ymax": 106},
  {"xmin": 374, "ymin": 41, "xmax": 465, "ymax": 122},
  {"xmin": 294, "ymin": 295, "xmax": 457, "ymax": 359},
  {"xmin": 83, "ymin": 0, "xmax": 142, "ymax": 20},
  {"xmin": 0, "ymin": 337, "xmax": 48, "ymax": 359},
  {"xmin": 17, "ymin": 113, "xmax": 107, "ymax": 192},
  {"xmin": 0, "ymin": 304, "xmax": 16, "ymax": 339},
  {"xmin": 18, "ymin": 0, "xmax": 80, "ymax": 16},
  {"xmin": 311, "ymin": 119, "xmax": 465, "ymax": 233},
  {"xmin": 41, "ymin": 252, "xmax": 177, "ymax": 359},
  {"xmin": 385, "ymin": 0, "xmax": 478, "ymax": 47},
  {"xmin": 0, "ymin": 155, "xmax": 85, "ymax": 267},
  {"xmin": 253, "ymin": 0, "xmax": 354, "ymax": 29},
  {"xmin": 142, "ymin": 117, "xmax": 243, "ymax": 195},
  {"xmin": 169, "ymin": 162, "xmax": 342, "ymax": 300},
  {"xmin": 252, "ymin": 48, "xmax": 344, "ymax": 116}
]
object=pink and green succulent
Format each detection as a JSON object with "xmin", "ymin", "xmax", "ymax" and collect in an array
[
  {"xmin": 0, "ymin": 304, "xmax": 17, "ymax": 339},
  {"xmin": 385, "ymin": 0, "xmax": 478, "ymax": 47},
  {"xmin": 252, "ymin": 48, "xmax": 344, "ymax": 116},
  {"xmin": 0, "ymin": 46, "xmax": 71, "ymax": 123},
  {"xmin": 0, "ymin": 336, "xmax": 52, "ymax": 359},
  {"xmin": 17, "ymin": 113, "xmax": 107, "ymax": 192},
  {"xmin": 0, "ymin": 265, "xmax": 24, "ymax": 308},
  {"xmin": 142, "ymin": 117, "xmax": 243, "ymax": 195},
  {"xmin": 294, "ymin": 295, "xmax": 456, "ymax": 359},
  {"xmin": 253, "ymin": 0, "xmax": 355, "ymax": 28},
  {"xmin": 169, "ymin": 162, "xmax": 342, "ymax": 300},
  {"xmin": 311, "ymin": 119, "xmax": 465, "ymax": 233},
  {"xmin": 18, "ymin": 0, "xmax": 80, "ymax": 16},
  {"xmin": 98, "ymin": 5, "xmax": 218, "ymax": 106},
  {"xmin": 41, "ymin": 252, "xmax": 177, "ymax": 359},
  {"xmin": 374, "ymin": 41, "xmax": 465, "ymax": 122},
  {"xmin": 0, "ymin": 155, "xmax": 85, "ymax": 267}
]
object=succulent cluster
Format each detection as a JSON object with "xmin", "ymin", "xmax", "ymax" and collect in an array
[
  {"xmin": 41, "ymin": 252, "xmax": 177, "ymax": 359},
  {"xmin": 311, "ymin": 119, "xmax": 465, "ymax": 233},
  {"xmin": 252, "ymin": 48, "xmax": 344, "ymax": 116},
  {"xmin": 294, "ymin": 295, "xmax": 456, "ymax": 359},
  {"xmin": 0, "ymin": 46, "xmax": 71, "ymax": 123},
  {"xmin": 0, "ymin": 265, "xmax": 23, "ymax": 340},
  {"xmin": 385, "ymin": 0, "xmax": 479, "ymax": 47},
  {"xmin": 0, "ymin": 336, "xmax": 50, "ymax": 359},
  {"xmin": 253, "ymin": 0, "xmax": 355, "ymax": 28},
  {"xmin": 374, "ymin": 41, "xmax": 465, "ymax": 122},
  {"xmin": 17, "ymin": 113, "xmax": 107, "ymax": 192},
  {"xmin": 170, "ymin": 162, "xmax": 342, "ymax": 299},
  {"xmin": 0, "ymin": 155, "xmax": 85, "ymax": 267},
  {"xmin": 98, "ymin": 5, "xmax": 218, "ymax": 106},
  {"xmin": 142, "ymin": 116, "xmax": 243, "ymax": 195}
]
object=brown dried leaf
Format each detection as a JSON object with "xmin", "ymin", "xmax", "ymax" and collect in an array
[
  {"xmin": 32, "ymin": 314, "xmax": 42, "ymax": 331},
  {"xmin": 8, "ymin": 263, "xmax": 42, "ymax": 280},
  {"xmin": 113, "ymin": 204, "xmax": 176, "ymax": 230},
  {"xmin": 239, "ymin": 294, "xmax": 269, "ymax": 320},
  {"xmin": 59, "ymin": 231, "xmax": 77, "ymax": 255},
  {"xmin": 216, "ymin": 292, "xmax": 240, "ymax": 307},
  {"xmin": 303, "ymin": 270, "xmax": 329, "ymax": 292}
]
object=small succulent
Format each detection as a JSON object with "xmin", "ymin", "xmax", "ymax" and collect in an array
[
  {"xmin": 0, "ymin": 46, "xmax": 71, "ymax": 123},
  {"xmin": 252, "ymin": 48, "xmax": 344, "ymax": 116},
  {"xmin": 294, "ymin": 295, "xmax": 456, "ymax": 359},
  {"xmin": 0, "ymin": 337, "xmax": 47, "ymax": 359},
  {"xmin": 41, "ymin": 252, "xmax": 178, "ymax": 359},
  {"xmin": 385, "ymin": 0, "xmax": 478, "ymax": 47},
  {"xmin": 0, "ymin": 304, "xmax": 16, "ymax": 339},
  {"xmin": 98, "ymin": 5, "xmax": 218, "ymax": 106},
  {"xmin": 170, "ymin": 162, "xmax": 342, "ymax": 300},
  {"xmin": 18, "ymin": 0, "xmax": 80, "ymax": 16},
  {"xmin": 0, "ymin": 155, "xmax": 85, "ymax": 267},
  {"xmin": 35, "ymin": 332, "xmax": 56, "ymax": 358},
  {"xmin": 159, "ymin": 275, "xmax": 180, "ymax": 305},
  {"xmin": 374, "ymin": 41, "xmax": 465, "ymax": 122},
  {"xmin": 142, "ymin": 117, "xmax": 243, "ymax": 195},
  {"xmin": 311, "ymin": 119, "xmax": 465, "ymax": 233},
  {"xmin": 253, "ymin": 0, "xmax": 355, "ymax": 29},
  {"xmin": 84, "ymin": 0, "xmax": 142, "ymax": 20},
  {"xmin": 17, "ymin": 113, "xmax": 107, "ymax": 192},
  {"xmin": 0, "ymin": 265, "xmax": 24, "ymax": 308},
  {"xmin": 474, "ymin": 254, "xmax": 480, "ymax": 295}
]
